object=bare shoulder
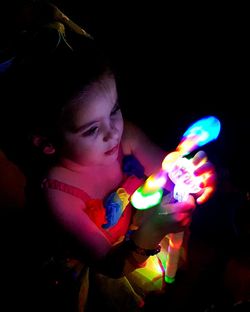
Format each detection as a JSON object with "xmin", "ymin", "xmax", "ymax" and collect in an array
[
  {"xmin": 122, "ymin": 120, "xmax": 166, "ymax": 175},
  {"xmin": 43, "ymin": 166, "xmax": 87, "ymax": 211},
  {"xmin": 46, "ymin": 165, "xmax": 65, "ymax": 179},
  {"xmin": 123, "ymin": 120, "xmax": 144, "ymax": 137},
  {"xmin": 44, "ymin": 186, "xmax": 111, "ymax": 259},
  {"xmin": 44, "ymin": 185, "xmax": 86, "ymax": 212},
  {"xmin": 122, "ymin": 120, "xmax": 145, "ymax": 154}
]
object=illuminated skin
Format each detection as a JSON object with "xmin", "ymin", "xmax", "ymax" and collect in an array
[
  {"xmin": 59, "ymin": 75, "xmax": 124, "ymax": 168},
  {"xmin": 131, "ymin": 147, "xmax": 217, "ymax": 282},
  {"xmin": 38, "ymin": 72, "xmax": 216, "ymax": 275},
  {"xmin": 42, "ymin": 73, "xmax": 166, "ymax": 261},
  {"xmin": 130, "ymin": 116, "xmax": 220, "ymax": 282},
  {"xmin": 131, "ymin": 116, "xmax": 220, "ymax": 209},
  {"xmin": 9, "ymin": 3, "xmax": 218, "ymax": 307}
]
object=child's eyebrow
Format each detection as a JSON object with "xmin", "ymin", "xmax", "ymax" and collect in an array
[
  {"xmin": 73, "ymin": 120, "xmax": 98, "ymax": 133},
  {"xmin": 73, "ymin": 101, "xmax": 119, "ymax": 133}
]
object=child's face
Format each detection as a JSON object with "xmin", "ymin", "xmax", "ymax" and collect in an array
[{"xmin": 59, "ymin": 74, "xmax": 124, "ymax": 166}]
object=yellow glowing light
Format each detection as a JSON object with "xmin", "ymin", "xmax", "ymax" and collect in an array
[
  {"xmin": 177, "ymin": 138, "xmax": 196, "ymax": 155},
  {"xmin": 162, "ymin": 151, "xmax": 181, "ymax": 171},
  {"xmin": 144, "ymin": 174, "xmax": 166, "ymax": 193},
  {"xmin": 130, "ymin": 188, "xmax": 163, "ymax": 210}
]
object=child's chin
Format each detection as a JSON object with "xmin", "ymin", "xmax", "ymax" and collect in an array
[
  {"xmin": 104, "ymin": 144, "xmax": 119, "ymax": 156},
  {"xmin": 103, "ymin": 152, "xmax": 119, "ymax": 163}
]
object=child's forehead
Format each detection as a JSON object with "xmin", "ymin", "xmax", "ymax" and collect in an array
[
  {"xmin": 65, "ymin": 75, "xmax": 117, "ymax": 124},
  {"xmin": 91, "ymin": 73, "xmax": 116, "ymax": 93},
  {"xmin": 72, "ymin": 74, "xmax": 117, "ymax": 105},
  {"xmin": 66, "ymin": 84, "xmax": 118, "ymax": 131}
]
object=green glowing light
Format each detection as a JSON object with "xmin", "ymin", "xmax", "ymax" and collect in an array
[
  {"xmin": 131, "ymin": 187, "xmax": 163, "ymax": 210},
  {"xmin": 165, "ymin": 275, "xmax": 175, "ymax": 284}
]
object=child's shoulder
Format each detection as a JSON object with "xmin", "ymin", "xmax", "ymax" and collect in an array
[
  {"xmin": 45, "ymin": 163, "xmax": 123, "ymax": 200},
  {"xmin": 122, "ymin": 120, "xmax": 144, "ymax": 154},
  {"xmin": 123, "ymin": 120, "xmax": 142, "ymax": 136},
  {"xmin": 46, "ymin": 165, "xmax": 66, "ymax": 181}
]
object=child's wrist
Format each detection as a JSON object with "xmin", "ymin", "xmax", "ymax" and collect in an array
[
  {"xmin": 127, "ymin": 239, "xmax": 161, "ymax": 256},
  {"xmin": 127, "ymin": 225, "xmax": 162, "ymax": 253}
]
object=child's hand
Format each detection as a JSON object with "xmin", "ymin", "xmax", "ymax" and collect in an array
[
  {"xmin": 192, "ymin": 150, "xmax": 217, "ymax": 204},
  {"xmin": 158, "ymin": 194, "xmax": 196, "ymax": 233},
  {"xmin": 131, "ymin": 195, "xmax": 196, "ymax": 249},
  {"xmin": 132, "ymin": 194, "xmax": 196, "ymax": 232},
  {"xmin": 140, "ymin": 195, "xmax": 196, "ymax": 239}
]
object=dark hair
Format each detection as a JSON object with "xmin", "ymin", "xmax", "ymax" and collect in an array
[
  {"xmin": 14, "ymin": 36, "xmax": 112, "ymax": 136},
  {"xmin": 1, "ymin": 34, "xmax": 114, "ymax": 172}
]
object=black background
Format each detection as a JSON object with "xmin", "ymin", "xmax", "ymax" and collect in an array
[
  {"xmin": 0, "ymin": 2, "xmax": 249, "ymax": 310},
  {"xmin": 1, "ymin": 1, "xmax": 249, "ymax": 189},
  {"xmin": 51, "ymin": 1, "xmax": 250, "ymax": 191}
]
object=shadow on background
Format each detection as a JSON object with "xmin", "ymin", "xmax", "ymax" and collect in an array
[{"xmin": 0, "ymin": 2, "xmax": 249, "ymax": 310}]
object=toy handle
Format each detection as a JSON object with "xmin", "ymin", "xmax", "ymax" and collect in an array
[
  {"xmin": 164, "ymin": 161, "xmax": 200, "ymax": 283},
  {"xmin": 165, "ymin": 231, "xmax": 184, "ymax": 283},
  {"xmin": 163, "ymin": 191, "xmax": 186, "ymax": 283}
]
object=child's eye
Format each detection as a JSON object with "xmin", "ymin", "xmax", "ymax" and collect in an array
[
  {"xmin": 82, "ymin": 127, "xmax": 98, "ymax": 137},
  {"xmin": 111, "ymin": 104, "xmax": 121, "ymax": 116}
]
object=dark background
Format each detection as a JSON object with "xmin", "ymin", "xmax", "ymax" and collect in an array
[
  {"xmin": 0, "ymin": 2, "xmax": 249, "ymax": 310},
  {"xmin": 0, "ymin": 1, "xmax": 249, "ymax": 189}
]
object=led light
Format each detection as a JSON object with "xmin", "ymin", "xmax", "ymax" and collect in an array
[{"xmin": 131, "ymin": 187, "xmax": 163, "ymax": 210}]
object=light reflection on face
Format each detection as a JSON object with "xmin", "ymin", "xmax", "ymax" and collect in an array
[{"xmin": 59, "ymin": 74, "xmax": 124, "ymax": 167}]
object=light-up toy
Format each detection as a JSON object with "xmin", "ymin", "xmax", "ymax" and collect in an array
[{"xmin": 131, "ymin": 115, "xmax": 221, "ymax": 283}]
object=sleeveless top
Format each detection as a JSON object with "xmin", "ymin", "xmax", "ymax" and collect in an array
[
  {"xmin": 40, "ymin": 155, "xmax": 177, "ymax": 311},
  {"xmin": 41, "ymin": 155, "xmax": 145, "ymax": 245}
]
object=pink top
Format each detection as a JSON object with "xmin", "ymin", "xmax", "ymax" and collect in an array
[{"xmin": 42, "ymin": 174, "xmax": 143, "ymax": 244}]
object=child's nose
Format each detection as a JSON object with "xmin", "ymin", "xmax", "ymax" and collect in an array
[{"xmin": 103, "ymin": 123, "xmax": 119, "ymax": 142}]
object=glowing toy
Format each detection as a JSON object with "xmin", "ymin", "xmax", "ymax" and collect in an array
[{"xmin": 131, "ymin": 115, "xmax": 221, "ymax": 283}]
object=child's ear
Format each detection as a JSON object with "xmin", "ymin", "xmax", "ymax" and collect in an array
[{"xmin": 31, "ymin": 135, "xmax": 56, "ymax": 155}]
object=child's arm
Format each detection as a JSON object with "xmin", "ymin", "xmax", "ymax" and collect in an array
[
  {"xmin": 44, "ymin": 187, "xmax": 112, "ymax": 260},
  {"xmin": 44, "ymin": 186, "xmax": 195, "ymax": 278},
  {"xmin": 122, "ymin": 121, "xmax": 217, "ymax": 204},
  {"xmin": 45, "ymin": 187, "xmax": 149, "ymax": 277},
  {"xmin": 122, "ymin": 121, "xmax": 167, "ymax": 176}
]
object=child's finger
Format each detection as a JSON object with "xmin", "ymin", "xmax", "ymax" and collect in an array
[
  {"xmin": 194, "ymin": 161, "xmax": 214, "ymax": 176},
  {"xmin": 192, "ymin": 150, "xmax": 207, "ymax": 166},
  {"xmin": 160, "ymin": 195, "xmax": 196, "ymax": 214},
  {"xmin": 196, "ymin": 186, "xmax": 214, "ymax": 204},
  {"xmin": 175, "ymin": 212, "xmax": 192, "ymax": 224},
  {"xmin": 199, "ymin": 172, "xmax": 217, "ymax": 188}
]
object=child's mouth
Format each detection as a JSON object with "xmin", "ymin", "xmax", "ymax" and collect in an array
[{"xmin": 105, "ymin": 144, "xmax": 119, "ymax": 155}]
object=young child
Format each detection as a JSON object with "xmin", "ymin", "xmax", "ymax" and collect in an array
[{"xmin": 10, "ymin": 36, "xmax": 217, "ymax": 311}]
